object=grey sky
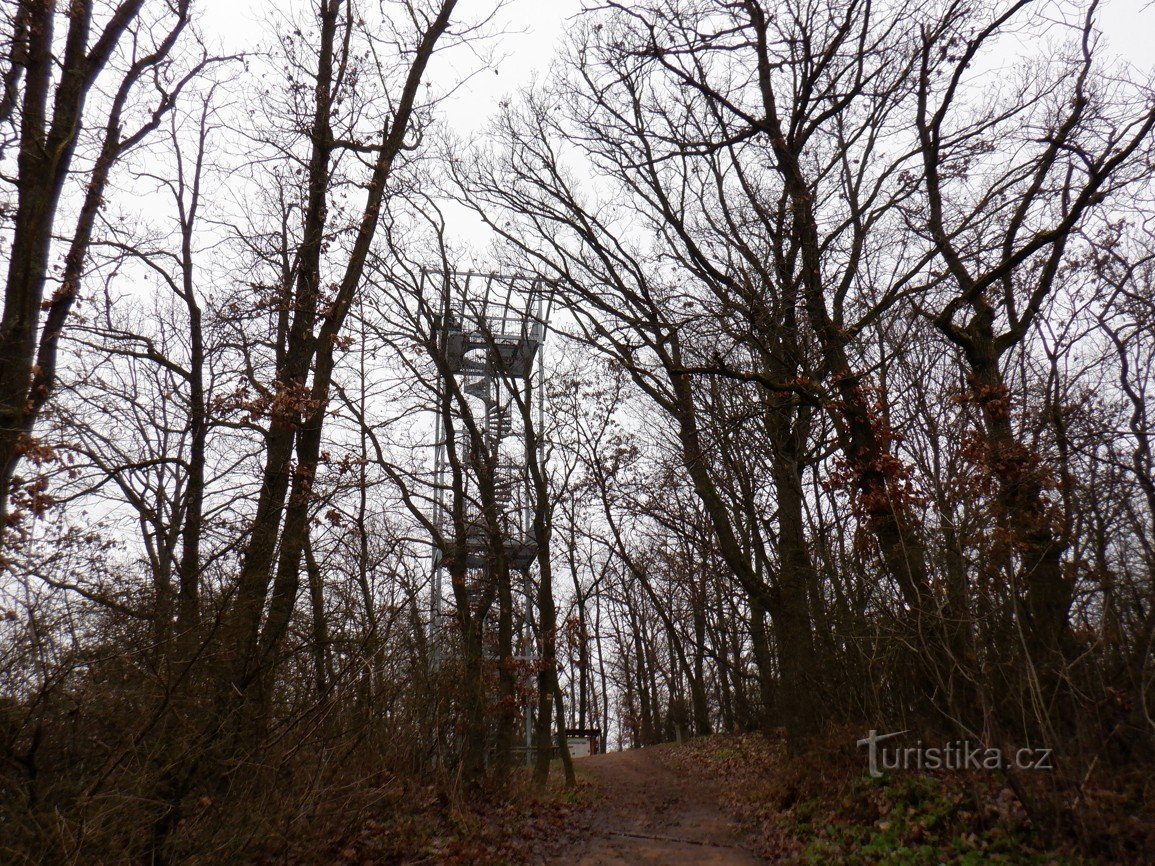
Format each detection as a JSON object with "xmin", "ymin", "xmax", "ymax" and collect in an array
[
  {"xmin": 187, "ymin": 0, "xmax": 1152, "ymax": 256},
  {"xmin": 197, "ymin": 0, "xmax": 587, "ymax": 130}
]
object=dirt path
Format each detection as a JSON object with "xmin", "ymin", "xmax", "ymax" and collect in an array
[{"xmin": 547, "ymin": 744, "xmax": 765, "ymax": 865}]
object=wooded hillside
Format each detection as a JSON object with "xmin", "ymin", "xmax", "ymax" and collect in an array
[{"xmin": 1, "ymin": 0, "xmax": 1154, "ymax": 862}]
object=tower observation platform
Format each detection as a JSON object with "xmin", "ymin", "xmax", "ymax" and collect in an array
[{"xmin": 424, "ymin": 269, "xmax": 554, "ymax": 630}]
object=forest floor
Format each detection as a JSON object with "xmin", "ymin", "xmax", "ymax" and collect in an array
[
  {"xmin": 532, "ymin": 732, "xmax": 1153, "ymax": 865},
  {"xmin": 545, "ymin": 743, "xmax": 763, "ymax": 864},
  {"xmin": 313, "ymin": 733, "xmax": 1150, "ymax": 863}
]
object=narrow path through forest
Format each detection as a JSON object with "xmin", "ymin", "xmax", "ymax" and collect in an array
[{"xmin": 547, "ymin": 743, "xmax": 765, "ymax": 865}]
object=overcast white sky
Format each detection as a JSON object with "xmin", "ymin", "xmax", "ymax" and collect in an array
[
  {"xmin": 197, "ymin": 0, "xmax": 587, "ymax": 131},
  {"xmin": 194, "ymin": 0, "xmax": 1151, "ymax": 112},
  {"xmin": 187, "ymin": 0, "xmax": 1152, "ymax": 254}
]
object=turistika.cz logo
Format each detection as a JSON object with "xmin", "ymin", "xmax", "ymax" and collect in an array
[{"xmin": 856, "ymin": 730, "xmax": 1053, "ymax": 778}]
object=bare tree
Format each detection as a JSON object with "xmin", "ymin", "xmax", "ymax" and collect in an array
[
  {"xmin": 214, "ymin": 0, "xmax": 466, "ymax": 740},
  {"xmin": 0, "ymin": 0, "xmax": 204, "ymax": 544},
  {"xmin": 913, "ymin": 0, "xmax": 1155, "ymax": 676}
]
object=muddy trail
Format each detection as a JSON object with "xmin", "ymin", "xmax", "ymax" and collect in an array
[{"xmin": 547, "ymin": 743, "xmax": 765, "ymax": 864}]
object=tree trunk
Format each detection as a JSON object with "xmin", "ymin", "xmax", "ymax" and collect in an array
[{"xmin": 965, "ymin": 330, "xmax": 1071, "ymax": 667}]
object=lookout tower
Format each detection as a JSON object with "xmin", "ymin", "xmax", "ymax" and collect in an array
[{"xmin": 425, "ymin": 269, "xmax": 553, "ymax": 656}]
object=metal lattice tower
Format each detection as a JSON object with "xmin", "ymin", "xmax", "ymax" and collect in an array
[{"xmin": 425, "ymin": 270, "xmax": 553, "ymax": 665}]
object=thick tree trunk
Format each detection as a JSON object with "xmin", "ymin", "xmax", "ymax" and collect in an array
[
  {"xmin": 691, "ymin": 607, "xmax": 711, "ymax": 736},
  {"xmin": 667, "ymin": 365, "xmax": 815, "ymax": 740},
  {"xmin": 768, "ymin": 430, "xmax": 821, "ymax": 733},
  {"xmin": 303, "ymin": 533, "xmax": 330, "ymax": 696},
  {"xmin": 748, "ymin": 593, "xmax": 777, "ymax": 729},
  {"xmin": 0, "ymin": 0, "xmax": 169, "ymax": 543},
  {"xmin": 460, "ymin": 617, "xmax": 488, "ymax": 785},
  {"xmin": 965, "ymin": 331, "xmax": 1071, "ymax": 665},
  {"xmin": 494, "ymin": 561, "xmax": 516, "ymax": 783}
]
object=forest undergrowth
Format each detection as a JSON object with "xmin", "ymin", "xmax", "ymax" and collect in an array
[
  {"xmin": 232, "ymin": 764, "xmax": 584, "ymax": 865},
  {"xmin": 660, "ymin": 733, "xmax": 1155, "ymax": 865}
]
